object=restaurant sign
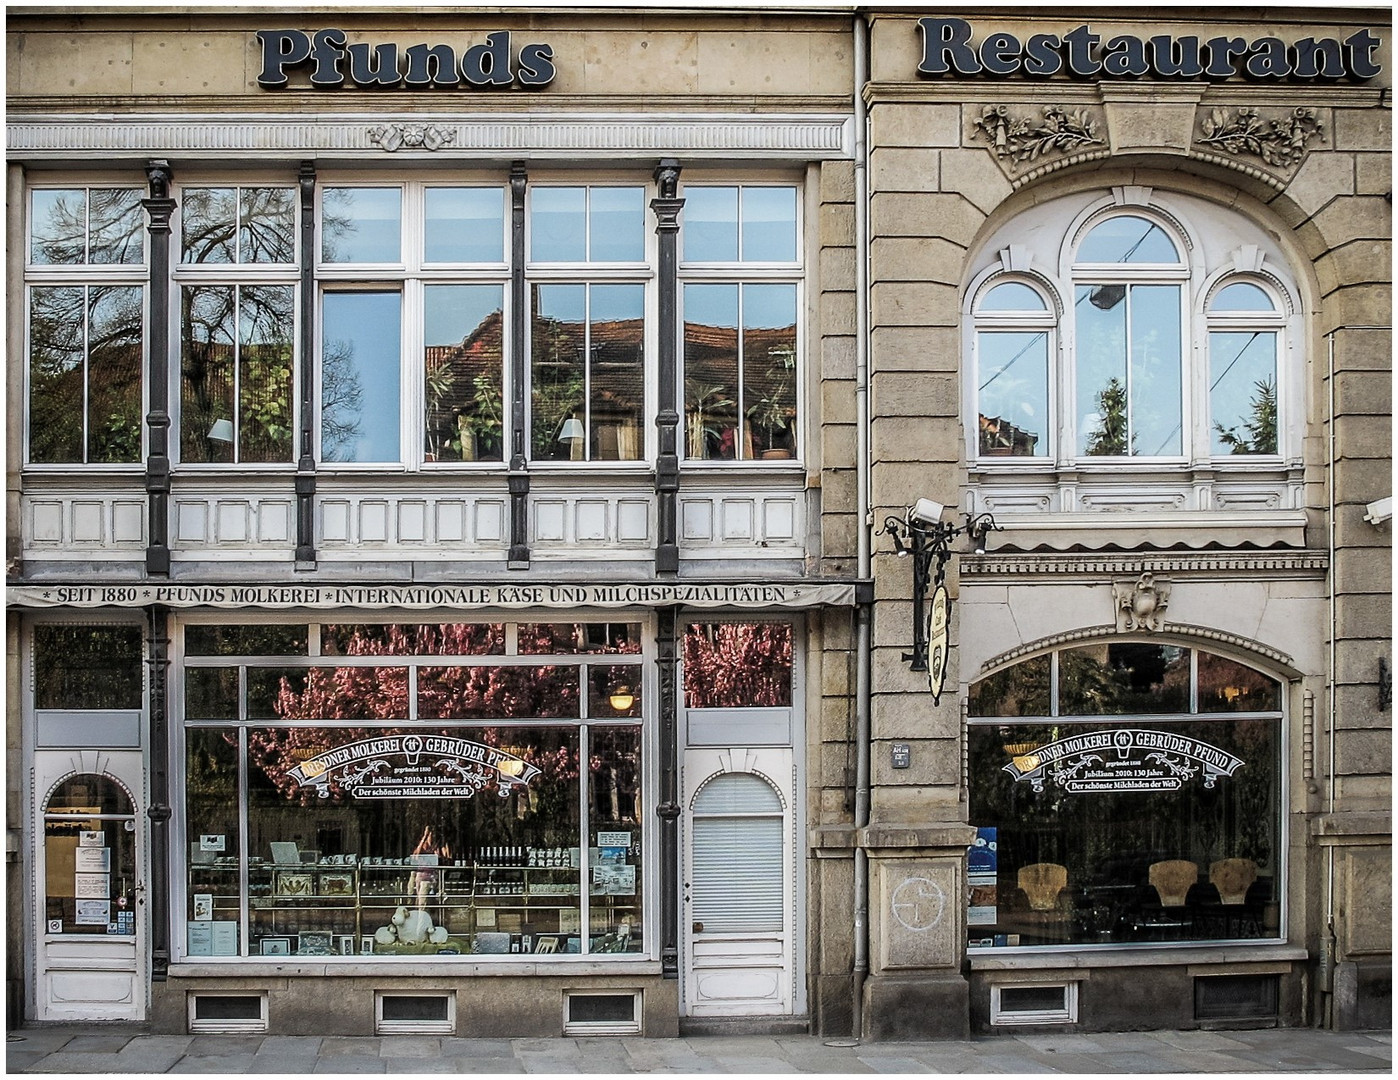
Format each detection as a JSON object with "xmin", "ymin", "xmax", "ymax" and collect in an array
[
  {"xmin": 1003, "ymin": 728, "xmax": 1245, "ymax": 794},
  {"xmin": 919, "ymin": 17, "xmax": 1382, "ymax": 80},
  {"xmin": 289, "ymin": 734, "xmax": 540, "ymax": 800}
]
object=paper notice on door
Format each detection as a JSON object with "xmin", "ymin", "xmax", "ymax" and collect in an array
[
  {"xmin": 79, "ymin": 830, "xmax": 105, "ymax": 847},
  {"xmin": 75, "ymin": 899, "xmax": 111, "ymax": 925},
  {"xmin": 74, "ymin": 847, "xmax": 110, "ymax": 873},
  {"xmin": 74, "ymin": 873, "xmax": 110, "ymax": 899}
]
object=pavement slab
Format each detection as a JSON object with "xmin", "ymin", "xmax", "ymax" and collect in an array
[
  {"xmin": 313, "ymin": 1056, "xmax": 388, "ymax": 1073},
  {"xmin": 168, "ymin": 1054, "xmax": 260, "ymax": 1073},
  {"xmin": 377, "ymin": 1035, "xmax": 443, "ymax": 1058}
]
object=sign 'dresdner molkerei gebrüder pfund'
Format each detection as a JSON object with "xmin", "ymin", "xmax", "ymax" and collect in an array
[{"xmin": 917, "ymin": 17, "xmax": 1383, "ymax": 79}]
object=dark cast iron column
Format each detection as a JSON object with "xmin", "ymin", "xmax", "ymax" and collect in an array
[
  {"xmin": 655, "ymin": 606, "xmax": 681, "ymax": 977},
  {"xmin": 295, "ymin": 162, "xmax": 317, "ymax": 564},
  {"xmin": 507, "ymin": 161, "xmax": 531, "ymax": 569},
  {"xmin": 145, "ymin": 605, "xmax": 172, "ymax": 980},
  {"xmin": 142, "ymin": 162, "xmax": 175, "ymax": 576},
  {"xmin": 651, "ymin": 161, "xmax": 683, "ymax": 575}
]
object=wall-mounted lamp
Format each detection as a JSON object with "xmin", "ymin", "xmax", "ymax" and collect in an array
[
  {"xmin": 207, "ymin": 418, "xmax": 234, "ymax": 443},
  {"xmin": 608, "ymin": 685, "xmax": 635, "ymax": 712},
  {"xmin": 878, "ymin": 500, "xmax": 1001, "ymax": 697}
]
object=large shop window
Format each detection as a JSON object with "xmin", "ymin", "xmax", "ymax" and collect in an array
[
  {"xmin": 968, "ymin": 192, "xmax": 1297, "ymax": 469},
  {"xmin": 966, "ymin": 643, "xmax": 1282, "ymax": 950},
  {"xmin": 181, "ymin": 621, "xmax": 644, "ymax": 961},
  {"xmin": 25, "ymin": 187, "xmax": 146, "ymax": 465},
  {"xmin": 681, "ymin": 186, "xmax": 801, "ymax": 462}
]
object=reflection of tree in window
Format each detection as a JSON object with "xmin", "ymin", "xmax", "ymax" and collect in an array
[{"xmin": 683, "ymin": 623, "xmax": 793, "ymax": 709}]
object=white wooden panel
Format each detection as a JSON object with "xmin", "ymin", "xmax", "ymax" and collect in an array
[
  {"xmin": 437, "ymin": 501, "xmax": 466, "ymax": 542},
  {"xmin": 682, "ymin": 500, "xmax": 713, "ymax": 541},
  {"xmin": 47, "ymin": 971, "xmax": 135, "ymax": 1004},
  {"xmin": 112, "ymin": 500, "xmax": 145, "ymax": 543},
  {"xmin": 476, "ymin": 501, "xmax": 504, "ymax": 543},
  {"xmin": 72, "ymin": 501, "xmax": 105, "ymax": 543},
  {"xmin": 399, "ymin": 500, "xmax": 427, "ymax": 542},
  {"xmin": 618, "ymin": 499, "xmax": 650, "ymax": 542},
  {"xmin": 576, "ymin": 500, "xmax": 609, "ymax": 542},
  {"xmin": 322, "ymin": 500, "xmax": 351, "ymax": 542},
  {"xmin": 31, "ymin": 501, "xmax": 64, "ymax": 543},
  {"xmin": 535, "ymin": 500, "xmax": 566, "ymax": 542},
  {"xmin": 257, "ymin": 501, "xmax": 291, "ymax": 542},
  {"xmin": 175, "ymin": 501, "xmax": 207, "ymax": 543},
  {"xmin": 216, "ymin": 501, "xmax": 248, "ymax": 543},
  {"xmin": 721, "ymin": 499, "xmax": 755, "ymax": 541},
  {"xmin": 360, "ymin": 501, "xmax": 390, "ymax": 543},
  {"xmin": 763, "ymin": 499, "xmax": 796, "ymax": 540}
]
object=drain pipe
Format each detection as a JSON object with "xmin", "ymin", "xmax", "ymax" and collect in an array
[
  {"xmin": 1320, "ymin": 324, "xmax": 1389, "ymax": 1028},
  {"xmin": 850, "ymin": 10, "xmax": 873, "ymax": 1045}
]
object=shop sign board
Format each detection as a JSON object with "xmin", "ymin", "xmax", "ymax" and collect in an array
[
  {"xmin": 10, "ymin": 581, "xmax": 856, "ymax": 611},
  {"xmin": 927, "ymin": 584, "xmax": 950, "ymax": 704},
  {"xmin": 256, "ymin": 29, "xmax": 556, "ymax": 89},
  {"xmin": 288, "ymin": 733, "xmax": 540, "ymax": 800},
  {"xmin": 1002, "ymin": 728, "xmax": 1244, "ymax": 794},
  {"xmin": 918, "ymin": 17, "xmax": 1383, "ymax": 80}
]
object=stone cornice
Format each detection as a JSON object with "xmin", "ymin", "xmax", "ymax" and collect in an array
[
  {"xmin": 866, "ymin": 81, "xmax": 1387, "ymax": 109},
  {"xmin": 961, "ymin": 549, "xmax": 1329, "ymax": 578},
  {"xmin": 7, "ymin": 111, "xmax": 854, "ymax": 160}
]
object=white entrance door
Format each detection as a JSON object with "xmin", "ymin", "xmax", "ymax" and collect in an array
[
  {"xmin": 32, "ymin": 752, "xmax": 147, "ymax": 1021},
  {"xmin": 681, "ymin": 747, "xmax": 797, "ymax": 1017}
]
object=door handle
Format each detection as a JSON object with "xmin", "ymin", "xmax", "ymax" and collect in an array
[{"xmin": 692, "ymin": 921, "xmax": 704, "ymax": 933}]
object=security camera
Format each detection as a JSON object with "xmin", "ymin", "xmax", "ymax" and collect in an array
[
  {"xmin": 1364, "ymin": 496, "xmax": 1392, "ymax": 525},
  {"xmin": 908, "ymin": 498, "xmax": 946, "ymax": 527}
]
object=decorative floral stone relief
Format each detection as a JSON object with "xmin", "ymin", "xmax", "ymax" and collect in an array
[
  {"xmin": 972, "ymin": 104, "xmax": 1105, "ymax": 164},
  {"xmin": 1113, "ymin": 572, "xmax": 1171, "ymax": 633},
  {"xmin": 368, "ymin": 124, "xmax": 458, "ymax": 152},
  {"xmin": 1197, "ymin": 107, "xmax": 1324, "ymax": 168}
]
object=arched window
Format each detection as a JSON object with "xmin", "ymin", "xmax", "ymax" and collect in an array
[
  {"xmin": 965, "ymin": 642, "xmax": 1284, "ymax": 950},
  {"xmin": 1207, "ymin": 280, "xmax": 1283, "ymax": 457},
  {"xmin": 1071, "ymin": 213, "xmax": 1188, "ymax": 459},
  {"xmin": 965, "ymin": 189, "xmax": 1301, "ymax": 494},
  {"xmin": 973, "ymin": 279, "xmax": 1053, "ymax": 459}
]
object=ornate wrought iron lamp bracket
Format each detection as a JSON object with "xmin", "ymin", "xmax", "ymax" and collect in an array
[{"xmin": 878, "ymin": 507, "xmax": 1000, "ymax": 673}]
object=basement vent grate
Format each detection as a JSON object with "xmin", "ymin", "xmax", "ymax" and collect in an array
[
  {"xmin": 563, "ymin": 991, "xmax": 641, "ymax": 1036},
  {"xmin": 189, "ymin": 994, "xmax": 267, "ymax": 1033},
  {"xmin": 1195, "ymin": 974, "xmax": 1279, "ymax": 1021},
  {"xmin": 376, "ymin": 993, "xmax": 455, "ymax": 1034},
  {"xmin": 990, "ymin": 982, "xmax": 1078, "ymax": 1026}
]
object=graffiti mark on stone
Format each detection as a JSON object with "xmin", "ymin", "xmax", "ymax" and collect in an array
[{"xmin": 891, "ymin": 876, "xmax": 945, "ymax": 932}]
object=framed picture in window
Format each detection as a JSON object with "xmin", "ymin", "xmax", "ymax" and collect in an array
[
  {"xmin": 275, "ymin": 871, "xmax": 314, "ymax": 897},
  {"xmin": 338, "ymin": 935, "xmax": 356, "ymax": 956},
  {"xmin": 260, "ymin": 937, "xmax": 291, "ymax": 956},
  {"xmin": 319, "ymin": 871, "xmax": 354, "ymax": 897},
  {"xmin": 297, "ymin": 930, "xmax": 334, "ymax": 956}
]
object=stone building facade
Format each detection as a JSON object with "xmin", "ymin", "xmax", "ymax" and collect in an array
[{"xmin": 6, "ymin": 5, "xmax": 1390, "ymax": 1038}]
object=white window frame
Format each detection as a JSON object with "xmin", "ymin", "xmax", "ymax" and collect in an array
[
  {"xmin": 677, "ymin": 180, "xmax": 805, "ymax": 468},
  {"xmin": 23, "ymin": 179, "xmax": 149, "ymax": 471},
  {"xmin": 314, "ymin": 176, "xmax": 512, "ymax": 472}
]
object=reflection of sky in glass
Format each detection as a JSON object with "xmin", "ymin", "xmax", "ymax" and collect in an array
[
  {"xmin": 589, "ymin": 187, "xmax": 644, "ymax": 262},
  {"xmin": 1211, "ymin": 283, "xmax": 1274, "ymax": 312},
  {"xmin": 322, "ymin": 188, "xmax": 402, "ymax": 263},
  {"xmin": 322, "ymin": 291, "xmax": 401, "ymax": 462},
  {"xmin": 742, "ymin": 283, "xmax": 795, "ymax": 329},
  {"xmin": 590, "ymin": 283, "xmax": 643, "ymax": 323},
  {"xmin": 980, "ymin": 281, "xmax": 1046, "ymax": 311},
  {"xmin": 1210, "ymin": 331, "xmax": 1276, "ymax": 455},
  {"xmin": 684, "ymin": 282, "xmax": 737, "ymax": 327},
  {"xmin": 425, "ymin": 188, "xmax": 504, "ymax": 263},
  {"xmin": 978, "ymin": 332, "xmax": 1047, "ymax": 451},
  {"xmin": 1130, "ymin": 285, "xmax": 1182, "ymax": 456},
  {"xmin": 741, "ymin": 187, "xmax": 797, "ymax": 262},
  {"xmin": 536, "ymin": 283, "xmax": 585, "ymax": 324},
  {"xmin": 1077, "ymin": 215, "xmax": 1178, "ymax": 263},
  {"xmin": 425, "ymin": 285, "xmax": 503, "ymax": 345},
  {"xmin": 682, "ymin": 188, "xmax": 739, "ymax": 262},
  {"xmin": 530, "ymin": 187, "xmax": 586, "ymax": 262}
]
